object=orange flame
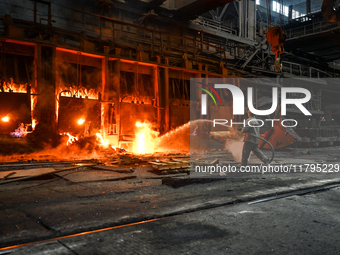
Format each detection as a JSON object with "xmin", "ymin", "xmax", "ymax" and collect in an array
[
  {"xmin": 132, "ymin": 121, "xmax": 159, "ymax": 154},
  {"xmin": 32, "ymin": 119, "xmax": 38, "ymax": 130},
  {"xmin": 1, "ymin": 79, "xmax": 27, "ymax": 93},
  {"xmin": 58, "ymin": 86, "xmax": 98, "ymax": 99},
  {"xmin": 1, "ymin": 116, "xmax": 9, "ymax": 122},
  {"xmin": 11, "ymin": 123, "xmax": 29, "ymax": 137},
  {"xmin": 96, "ymin": 133, "xmax": 109, "ymax": 148},
  {"xmin": 62, "ymin": 133, "xmax": 78, "ymax": 146},
  {"xmin": 31, "ymin": 90, "xmax": 38, "ymax": 129}
]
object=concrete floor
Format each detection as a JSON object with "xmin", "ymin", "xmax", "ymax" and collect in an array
[
  {"xmin": 6, "ymin": 187, "xmax": 340, "ymax": 255},
  {"xmin": 0, "ymin": 147, "xmax": 340, "ymax": 253}
]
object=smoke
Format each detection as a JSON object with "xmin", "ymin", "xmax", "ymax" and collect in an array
[
  {"xmin": 130, "ymin": 121, "xmax": 191, "ymax": 154},
  {"xmin": 156, "ymin": 122, "xmax": 191, "ymax": 152},
  {"xmin": 225, "ymin": 138, "xmax": 244, "ymax": 163}
]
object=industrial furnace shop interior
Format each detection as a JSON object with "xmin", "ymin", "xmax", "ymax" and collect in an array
[
  {"xmin": 0, "ymin": 0, "xmax": 340, "ymax": 161},
  {"xmin": 1, "ymin": 1, "xmax": 340, "ymax": 254}
]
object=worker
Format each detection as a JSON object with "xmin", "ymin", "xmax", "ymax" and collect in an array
[{"xmin": 237, "ymin": 110, "xmax": 269, "ymax": 166}]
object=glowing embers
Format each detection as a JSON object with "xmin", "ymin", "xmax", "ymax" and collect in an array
[
  {"xmin": 111, "ymin": 144, "xmax": 124, "ymax": 152},
  {"xmin": 132, "ymin": 121, "xmax": 159, "ymax": 154}
]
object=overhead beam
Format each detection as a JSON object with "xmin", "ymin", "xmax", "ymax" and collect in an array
[
  {"xmin": 209, "ymin": 10, "xmax": 218, "ymax": 20},
  {"xmin": 209, "ymin": 4, "xmax": 229, "ymax": 21},
  {"xmin": 175, "ymin": 0, "xmax": 236, "ymax": 20},
  {"xmin": 188, "ymin": 22, "xmax": 257, "ymax": 46},
  {"xmin": 218, "ymin": 4, "xmax": 229, "ymax": 20}
]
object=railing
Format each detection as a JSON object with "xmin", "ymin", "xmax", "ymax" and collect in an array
[
  {"xmin": 282, "ymin": 61, "xmax": 302, "ymax": 76},
  {"xmin": 286, "ymin": 19, "xmax": 340, "ymax": 39},
  {"xmin": 191, "ymin": 16, "xmax": 237, "ymax": 36},
  {"xmin": 281, "ymin": 61, "xmax": 333, "ymax": 78},
  {"xmin": 309, "ymin": 67, "xmax": 332, "ymax": 78}
]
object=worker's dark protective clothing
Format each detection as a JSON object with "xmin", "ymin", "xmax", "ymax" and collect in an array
[{"xmin": 241, "ymin": 117, "xmax": 268, "ymax": 166}]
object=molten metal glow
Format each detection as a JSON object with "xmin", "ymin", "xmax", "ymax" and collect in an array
[
  {"xmin": 132, "ymin": 122, "xmax": 159, "ymax": 154},
  {"xmin": 78, "ymin": 118, "xmax": 85, "ymax": 125},
  {"xmin": 63, "ymin": 133, "xmax": 78, "ymax": 146},
  {"xmin": 96, "ymin": 133, "xmax": 109, "ymax": 148},
  {"xmin": 1, "ymin": 116, "xmax": 9, "ymax": 122}
]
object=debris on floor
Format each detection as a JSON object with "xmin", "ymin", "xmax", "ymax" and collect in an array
[
  {"xmin": 91, "ymin": 165, "xmax": 135, "ymax": 173},
  {"xmin": 119, "ymin": 155, "xmax": 145, "ymax": 165},
  {"xmin": 55, "ymin": 170, "xmax": 136, "ymax": 183},
  {"xmin": 190, "ymin": 158, "xmax": 219, "ymax": 166},
  {"xmin": 0, "ymin": 165, "xmax": 95, "ymax": 185},
  {"xmin": 0, "ymin": 168, "xmax": 56, "ymax": 180},
  {"xmin": 149, "ymin": 159, "xmax": 190, "ymax": 175}
]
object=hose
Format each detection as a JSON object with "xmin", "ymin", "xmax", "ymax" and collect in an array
[{"xmin": 250, "ymin": 133, "xmax": 275, "ymax": 164}]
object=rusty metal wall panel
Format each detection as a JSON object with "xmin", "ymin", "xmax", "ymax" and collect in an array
[
  {"xmin": 120, "ymin": 102, "xmax": 157, "ymax": 135},
  {"xmin": 56, "ymin": 50, "xmax": 102, "ymax": 68},
  {"xmin": 170, "ymin": 99, "xmax": 190, "ymax": 130},
  {"xmin": 0, "ymin": 42, "xmax": 35, "ymax": 57},
  {"xmin": 58, "ymin": 96, "xmax": 101, "ymax": 134}
]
